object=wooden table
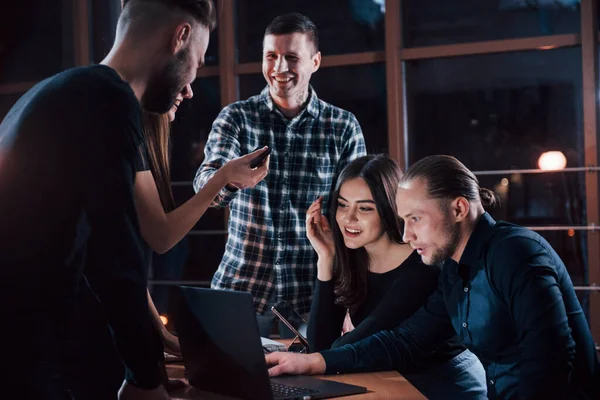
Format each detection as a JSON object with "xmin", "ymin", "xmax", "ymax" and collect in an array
[{"xmin": 166, "ymin": 363, "xmax": 425, "ymax": 399}]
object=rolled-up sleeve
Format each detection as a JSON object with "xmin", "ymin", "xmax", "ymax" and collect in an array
[{"xmin": 193, "ymin": 106, "xmax": 242, "ymax": 207}]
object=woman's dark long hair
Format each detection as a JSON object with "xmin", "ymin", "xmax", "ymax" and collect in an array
[
  {"xmin": 142, "ymin": 111, "xmax": 176, "ymax": 212},
  {"xmin": 328, "ymin": 154, "xmax": 403, "ymax": 312}
]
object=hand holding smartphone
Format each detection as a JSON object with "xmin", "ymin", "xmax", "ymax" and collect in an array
[{"xmin": 249, "ymin": 146, "xmax": 272, "ymax": 169}]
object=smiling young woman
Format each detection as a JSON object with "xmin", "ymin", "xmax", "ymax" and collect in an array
[{"xmin": 304, "ymin": 154, "xmax": 487, "ymax": 399}]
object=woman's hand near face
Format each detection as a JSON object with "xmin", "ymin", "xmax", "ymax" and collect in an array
[{"xmin": 306, "ymin": 197, "xmax": 335, "ymax": 280}]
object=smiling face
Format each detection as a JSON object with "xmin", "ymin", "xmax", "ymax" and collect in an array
[
  {"xmin": 142, "ymin": 24, "xmax": 209, "ymax": 113},
  {"xmin": 262, "ymin": 32, "xmax": 320, "ymax": 108},
  {"xmin": 335, "ymin": 177, "xmax": 387, "ymax": 251},
  {"xmin": 167, "ymin": 83, "xmax": 193, "ymax": 122},
  {"xmin": 396, "ymin": 178, "xmax": 461, "ymax": 265}
]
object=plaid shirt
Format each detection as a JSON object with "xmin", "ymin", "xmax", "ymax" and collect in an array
[{"xmin": 194, "ymin": 86, "xmax": 366, "ymax": 315}]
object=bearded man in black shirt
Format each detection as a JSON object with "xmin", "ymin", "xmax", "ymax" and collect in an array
[{"xmin": 0, "ymin": 1, "xmax": 215, "ymax": 398}]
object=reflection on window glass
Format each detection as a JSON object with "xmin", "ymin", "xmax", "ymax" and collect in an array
[
  {"xmin": 236, "ymin": 0, "xmax": 385, "ymax": 63},
  {"xmin": 239, "ymin": 64, "xmax": 387, "ymax": 154},
  {"xmin": 402, "ymin": 0, "xmax": 580, "ymax": 48},
  {"xmin": 0, "ymin": 0, "xmax": 70, "ymax": 83},
  {"xmin": 406, "ymin": 47, "xmax": 583, "ymax": 170}
]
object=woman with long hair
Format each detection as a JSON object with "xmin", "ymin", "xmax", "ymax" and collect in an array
[
  {"xmin": 136, "ymin": 84, "xmax": 269, "ymax": 353},
  {"xmin": 305, "ymin": 154, "xmax": 486, "ymax": 399}
]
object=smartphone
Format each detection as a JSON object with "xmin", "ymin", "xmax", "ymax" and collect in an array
[
  {"xmin": 271, "ymin": 300, "xmax": 310, "ymax": 352},
  {"xmin": 249, "ymin": 146, "xmax": 272, "ymax": 169}
]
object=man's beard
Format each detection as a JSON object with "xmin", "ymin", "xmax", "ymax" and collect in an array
[
  {"xmin": 141, "ymin": 49, "xmax": 188, "ymax": 113},
  {"xmin": 427, "ymin": 218, "xmax": 461, "ymax": 265}
]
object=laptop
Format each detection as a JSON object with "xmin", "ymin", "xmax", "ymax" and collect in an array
[{"xmin": 173, "ymin": 286, "xmax": 367, "ymax": 400}]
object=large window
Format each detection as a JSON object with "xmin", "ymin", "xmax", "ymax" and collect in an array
[
  {"xmin": 1, "ymin": 0, "xmax": 598, "ymax": 344},
  {"xmin": 235, "ymin": 0, "xmax": 385, "ymax": 62},
  {"xmin": 406, "ymin": 48, "xmax": 583, "ymax": 169},
  {"xmin": 404, "ymin": 45, "xmax": 590, "ymax": 310},
  {"xmin": 402, "ymin": 0, "xmax": 580, "ymax": 47}
]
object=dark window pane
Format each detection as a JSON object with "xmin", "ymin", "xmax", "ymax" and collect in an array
[
  {"xmin": 183, "ymin": 234, "xmax": 226, "ymax": 282},
  {"xmin": 235, "ymin": 0, "xmax": 385, "ymax": 63},
  {"xmin": 0, "ymin": 0, "xmax": 73, "ymax": 83},
  {"xmin": 205, "ymin": 29, "xmax": 219, "ymax": 66},
  {"xmin": 406, "ymin": 48, "xmax": 583, "ymax": 170},
  {"xmin": 479, "ymin": 172, "xmax": 585, "ymax": 225},
  {"xmin": 170, "ymin": 77, "xmax": 220, "ymax": 182},
  {"xmin": 239, "ymin": 64, "xmax": 387, "ymax": 154},
  {"xmin": 90, "ymin": 0, "xmax": 120, "ymax": 64},
  {"xmin": 478, "ymin": 171, "xmax": 587, "ymax": 283},
  {"xmin": 402, "ymin": 0, "xmax": 580, "ymax": 48}
]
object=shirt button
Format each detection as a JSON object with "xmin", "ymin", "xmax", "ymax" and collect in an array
[
  {"xmin": 489, "ymin": 379, "xmax": 495, "ymax": 385},
  {"xmin": 462, "ymin": 322, "xmax": 468, "ymax": 328},
  {"xmin": 463, "ymin": 287, "xmax": 469, "ymax": 292}
]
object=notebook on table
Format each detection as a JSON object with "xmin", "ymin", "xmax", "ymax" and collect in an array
[{"xmin": 172, "ymin": 286, "xmax": 367, "ymax": 400}]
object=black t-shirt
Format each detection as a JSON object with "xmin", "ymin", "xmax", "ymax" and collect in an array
[
  {"xmin": 0, "ymin": 65, "xmax": 162, "ymax": 391},
  {"xmin": 307, "ymin": 250, "xmax": 464, "ymax": 373}
]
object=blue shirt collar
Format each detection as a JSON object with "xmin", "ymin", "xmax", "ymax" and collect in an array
[{"xmin": 457, "ymin": 212, "xmax": 497, "ymax": 268}]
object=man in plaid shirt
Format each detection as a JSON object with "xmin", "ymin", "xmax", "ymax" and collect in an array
[{"xmin": 194, "ymin": 13, "xmax": 366, "ymax": 337}]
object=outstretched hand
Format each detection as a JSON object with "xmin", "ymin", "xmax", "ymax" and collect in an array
[
  {"xmin": 222, "ymin": 147, "xmax": 270, "ymax": 189},
  {"xmin": 265, "ymin": 352, "xmax": 326, "ymax": 377}
]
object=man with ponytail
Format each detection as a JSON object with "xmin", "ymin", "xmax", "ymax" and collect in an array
[{"xmin": 266, "ymin": 154, "xmax": 600, "ymax": 400}]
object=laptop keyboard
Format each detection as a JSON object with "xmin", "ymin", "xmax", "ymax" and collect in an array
[{"xmin": 271, "ymin": 382, "xmax": 318, "ymax": 398}]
